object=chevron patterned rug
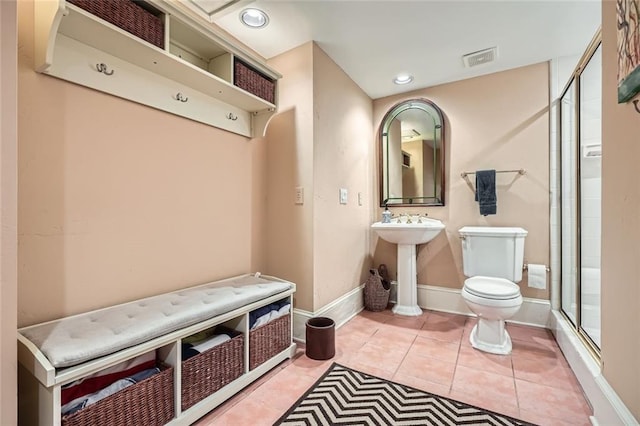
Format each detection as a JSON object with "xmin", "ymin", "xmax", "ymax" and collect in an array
[{"xmin": 274, "ymin": 363, "xmax": 536, "ymax": 426}]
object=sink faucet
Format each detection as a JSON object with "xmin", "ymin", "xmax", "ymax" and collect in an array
[
  {"xmin": 398, "ymin": 213, "xmax": 412, "ymax": 224},
  {"xmin": 399, "ymin": 212, "xmax": 428, "ymax": 224}
]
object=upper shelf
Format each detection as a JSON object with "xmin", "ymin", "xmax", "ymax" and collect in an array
[{"xmin": 34, "ymin": 0, "xmax": 281, "ymax": 137}]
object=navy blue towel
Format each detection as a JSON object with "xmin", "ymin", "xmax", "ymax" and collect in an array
[{"xmin": 475, "ymin": 170, "xmax": 496, "ymax": 216}]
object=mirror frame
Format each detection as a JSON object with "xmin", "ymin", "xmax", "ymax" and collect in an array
[{"xmin": 378, "ymin": 98, "xmax": 446, "ymax": 207}]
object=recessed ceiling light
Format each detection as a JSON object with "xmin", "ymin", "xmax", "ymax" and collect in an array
[
  {"xmin": 393, "ymin": 74, "xmax": 414, "ymax": 85},
  {"xmin": 240, "ymin": 8, "xmax": 269, "ymax": 28}
]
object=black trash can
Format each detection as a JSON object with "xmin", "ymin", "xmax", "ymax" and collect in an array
[{"xmin": 305, "ymin": 317, "xmax": 335, "ymax": 360}]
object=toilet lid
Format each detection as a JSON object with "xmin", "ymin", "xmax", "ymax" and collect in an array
[{"xmin": 464, "ymin": 276, "xmax": 520, "ymax": 300}]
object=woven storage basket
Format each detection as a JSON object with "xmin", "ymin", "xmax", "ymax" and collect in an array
[
  {"xmin": 181, "ymin": 330, "xmax": 244, "ymax": 411},
  {"xmin": 249, "ymin": 314, "xmax": 290, "ymax": 370},
  {"xmin": 67, "ymin": 0, "xmax": 164, "ymax": 49},
  {"xmin": 61, "ymin": 363, "xmax": 174, "ymax": 426},
  {"xmin": 233, "ymin": 58, "xmax": 276, "ymax": 104},
  {"xmin": 364, "ymin": 269, "xmax": 390, "ymax": 312}
]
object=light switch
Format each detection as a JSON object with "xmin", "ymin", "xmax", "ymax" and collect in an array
[
  {"xmin": 295, "ymin": 186, "xmax": 304, "ymax": 205},
  {"xmin": 339, "ymin": 188, "xmax": 348, "ymax": 205},
  {"xmin": 358, "ymin": 192, "xmax": 363, "ymax": 206}
]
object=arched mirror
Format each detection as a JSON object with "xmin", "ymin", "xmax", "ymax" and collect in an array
[{"xmin": 379, "ymin": 99, "xmax": 445, "ymax": 206}]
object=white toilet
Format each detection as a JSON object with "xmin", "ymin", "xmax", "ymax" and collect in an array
[{"xmin": 458, "ymin": 226, "xmax": 528, "ymax": 355}]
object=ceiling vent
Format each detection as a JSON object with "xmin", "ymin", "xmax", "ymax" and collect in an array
[
  {"xmin": 462, "ymin": 47, "xmax": 497, "ymax": 68},
  {"xmin": 186, "ymin": 0, "xmax": 248, "ymax": 19}
]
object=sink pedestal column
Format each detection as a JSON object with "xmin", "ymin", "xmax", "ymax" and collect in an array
[{"xmin": 392, "ymin": 243, "xmax": 423, "ymax": 316}]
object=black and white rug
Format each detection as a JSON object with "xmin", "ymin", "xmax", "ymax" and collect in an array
[{"xmin": 274, "ymin": 363, "xmax": 536, "ymax": 426}]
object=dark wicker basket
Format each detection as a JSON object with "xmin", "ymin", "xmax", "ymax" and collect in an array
[
  {"xmin": 61, "ymin": 363, "xmax": 174, "ymax": 426},
  {"xmin": 249, "ymin": 314, "xmax": 290, "ymax": 370},
  {"xmin": 181, "ymin": 331, "xmax": 244, "ymax": 411},
  {"xmin": 364, "ymin": 269, "xmax": 390, "ymax": 312},
  {"xmin": 234, "ymin": 58, "xmax": 276, "ymax": 104},
  {"xmin": 67, "ymin": 0, "xmax": 165, "ymax": 49}
]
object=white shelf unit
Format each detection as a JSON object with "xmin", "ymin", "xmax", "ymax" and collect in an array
[
  {"xmin": 17, "ymin": 280, "xmax": 296, "ymax": 426},
  {"xmin": 34, "ymin": 0, "xmax": 280, "ymax": 137}
]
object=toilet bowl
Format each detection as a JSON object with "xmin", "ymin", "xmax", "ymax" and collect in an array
[
  {"xmin": 458, "ymin": 226, "xmax": 527, "ymax": 355},
  {"xmin": 462, "ymin": 276, "xmax": 523, "ymax": 355}
]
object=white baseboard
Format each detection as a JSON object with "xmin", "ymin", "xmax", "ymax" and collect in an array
[
  {"xmin": 292, "ymin": 284, "xmax": 364, "ymax": 342},
  {"xmin": 293, "ymin": 283, "xmax": 551, "ymax": 342},
  {"xmin": 549, "ymin": 311, "xmax": 638, "ymax": 426},
  {"xmin": 417, "ymin": 284, "xmax": 551, "ymax": 327}
]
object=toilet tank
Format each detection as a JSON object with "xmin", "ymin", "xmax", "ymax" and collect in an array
[{"xmin": 458, "ymin": 226, "xmax": 528, "ymax": 282}]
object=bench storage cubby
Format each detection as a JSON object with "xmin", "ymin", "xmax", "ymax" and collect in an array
[
  {"xmin": 180, "ymin": 327, "xmax": 244, "ymax": 411},
  {"xmin": 250, "ymin": 315, "xmax": 291, "ymax": 371},
  {"xmin": 18, "ymin": 273, "xmax": 296, "ymax": 426},
  {"xmin": 61, "ymin": 360, "xmax": 174, "ymax": 426}
]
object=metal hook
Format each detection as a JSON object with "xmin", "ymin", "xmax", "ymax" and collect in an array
[
  {"xmin": 174, "ymin": 92, "xmax": 188, "ymax": 103},
  {"xmin": 226, "ymin": 113, "xmax": 238, "ymax": 121},
  {"xmin": 95, "ymin": 63, "xmax": 114, "ymax": 76},
  {"xmin": 633, "ymin": 99, "xmax": 640, "ymax": 114}
]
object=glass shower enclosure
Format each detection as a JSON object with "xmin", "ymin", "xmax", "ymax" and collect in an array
[{"xmin": 559, "ymin": 34, "xmax": 602, "ymax": 352}]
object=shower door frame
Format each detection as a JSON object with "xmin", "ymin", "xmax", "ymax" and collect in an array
[{"xmin": 558, "ymin": 29, "xmax": 602, "ymax": 359}]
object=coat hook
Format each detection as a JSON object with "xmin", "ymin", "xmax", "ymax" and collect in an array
[
  {"xmin": 633, "ymin": 99, "xmax": 640, "ymax": 114},
  {"xmin": 174, "ymin": 92, "xmax": 188, "ymax": 103},
  {"xmin": 95, "ymin": 63, "xmax": 114, "ymax": 75},
  {"xmin": 226, "ymin": 113, "xmax": 238, "ymax": 121}
]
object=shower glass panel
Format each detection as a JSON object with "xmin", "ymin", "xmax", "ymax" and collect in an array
[
  {"xmin": 579, "ymin": 45, "xmax": 602, "ymax": 349},
  {"xmin": 560, "ymin": 79, "xmax": 578, "ymax": 327},
  {"xmin": 559, "ymin": 32, "xmax": 602, "ymax": 356}
]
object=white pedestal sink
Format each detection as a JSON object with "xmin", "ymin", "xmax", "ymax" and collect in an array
[{"xmin": 372, "ymin": 215, "xmax": 445, "ymax": 316}]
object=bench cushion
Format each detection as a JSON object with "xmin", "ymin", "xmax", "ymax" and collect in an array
[{"xmin": 20, "ymin": 275, "xmax": 292, "ymax": 368}]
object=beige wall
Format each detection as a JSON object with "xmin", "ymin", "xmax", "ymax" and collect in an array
[
  {"xmin": 601, "ymin": 0, "xmax": 640, "ymax": 419},
  {"xmin": 265, "ymin": 43, "xmax": 315, "ymax": 311},
  {"xmin": 401, "ymin": 140, "xmax": 422, "ymax": 197},
  {"xmin": 311, "ymin": 44, "xmax": 373, "ymax": 310},
  {"xmin": 388, "ymin": 119, "xmax": 403, "ymax": 199},
  {"xmin": 265, "ymin": 42, "xmax": 373, "ymax": 311},
  {"xmin": 372, "ymin": 62, "xmax": 550, "ymax": 300},
  {"xmin": 18, "ymin": 1, "xmax": 265, "ymax": 326},
  {"xmin": 264, "ymin": 41, "xmax": 372, "ymax": 312},
  {"xmin": 1, "ymin": 0, "xmax": 18, "ymax": 423}
]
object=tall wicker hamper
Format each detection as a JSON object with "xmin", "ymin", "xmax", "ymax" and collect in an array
[
  {"xmin": 364, "ymin": 269, "xmax": 390, "ymax": 311},
  {"xmin": 249, "ymin": 314, "xmax": 291, "ymax": 370},
  {"xmin": 181, "ymin": 330, "xmax": 244, "ymax": 411},
  {"xmin": 61, "ymin": 364, "xmax": 174, "ymax": 426}
]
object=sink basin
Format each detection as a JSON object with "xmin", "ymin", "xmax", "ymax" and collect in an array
[
  {"xmin": 371, "ymin": 216, "xmax": 445, "ymax": 245},
  {"xmin": 371, "ymin": 215, "xmax": 445, "ymax": 316}
]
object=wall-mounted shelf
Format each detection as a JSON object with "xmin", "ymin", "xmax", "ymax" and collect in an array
[{"xmin": 34, "ymin": 0, "xmax": 281, "ymax": 137}]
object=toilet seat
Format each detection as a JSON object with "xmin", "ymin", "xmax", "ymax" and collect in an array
[{"xmin": 463, "ymin": 276, "xmax": 520, "ymax": 300}]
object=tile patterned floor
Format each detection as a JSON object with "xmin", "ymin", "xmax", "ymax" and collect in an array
[{"xmin": 195, "ymin": 309, "xmax": 593, "ymax": 426}]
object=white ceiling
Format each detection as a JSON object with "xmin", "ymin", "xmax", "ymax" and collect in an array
[{"xmin": 208, "ymin": 0, "xmax": 601, "ymax": 100}]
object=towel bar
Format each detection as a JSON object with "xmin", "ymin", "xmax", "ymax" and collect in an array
[{"xmin": 460, "ymin": 169, "xmax": 526, "ymax": 178}]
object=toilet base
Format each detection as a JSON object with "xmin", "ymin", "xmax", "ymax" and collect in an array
[{"xmin": 469, "ymin": 319, "xmax": 513, "ymax": 355}]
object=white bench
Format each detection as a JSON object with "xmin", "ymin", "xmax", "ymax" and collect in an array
[{"xmin": 18, "ymin": 273, "xmax": 296, "ymax": 426}]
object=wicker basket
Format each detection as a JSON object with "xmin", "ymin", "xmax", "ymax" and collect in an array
[
  {"xmin": 234, "ymin": 58, "xmax": 276, "ymax": 104},
  {"xmin": 364, "ymin": 269, "xmax": 390, "ymax": 312},
  {"xmin": 67, "ymin": 0, "xmax": 165, "ymax": 49},
  {"xmin": 181, "ymin": 330, "xmax": 244, "ymax": 411},
  {"xmin": 61, "ymin": 363, "xmax": 174, "ymax": 426},
  {"xmin": 249, "ymin": 314, "xmax": 290, "ymax": 370}
]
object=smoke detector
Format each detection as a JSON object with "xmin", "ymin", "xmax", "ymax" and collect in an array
[{"xmin": 462, "ymin": 47, "xmax": 498, "ymax": 68}]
